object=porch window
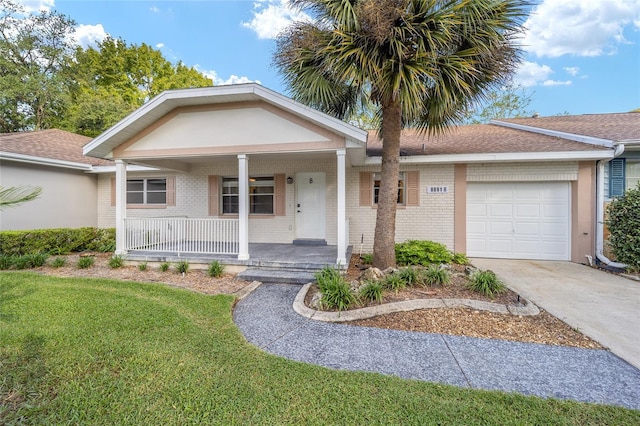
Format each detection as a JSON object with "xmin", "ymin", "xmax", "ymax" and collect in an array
[
  {"xmin": 126, "ymin": 178, "xmax": 167, "ymax": 205},
  {"xmin": 222, "ymin": 176, "xmax": 275, "ymax": 215},
  {"xmin": 373, "ymin": 172, "xmax": 405, "ymax": 205}
]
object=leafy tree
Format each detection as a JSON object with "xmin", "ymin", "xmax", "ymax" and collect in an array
[
  {"xmin": 275, "ymin": 0, "xmax": 527, "ymax": 268},
  {"xmin": 462, "ymin": 82, "xmax": 534, "ymax": 123},
  {"xmin": 0, "ymin": 185, "xmax": 42, "ymax": 209},
  {"xmin": 0, "ymin": 0, "xmax": 76, "ymax": 132}
]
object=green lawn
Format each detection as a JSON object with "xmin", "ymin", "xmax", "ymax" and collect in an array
[{"xmin": 1, "ymin": 272, "xmax": 638, "ymax": 425}]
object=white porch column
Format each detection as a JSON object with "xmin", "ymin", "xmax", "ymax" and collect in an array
[
  {"xmin": 336, "ymin": 149, "xmax": 347, "ymax": 266},
  {"xmin": 237, "ymin": 154, "xmax": 250, "ymax": 260},
  {"xmin": 114, "ymin": 159, "xmax": 128, "ymax": 255}
]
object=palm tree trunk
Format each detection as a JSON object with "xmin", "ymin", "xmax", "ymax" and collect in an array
[{"xmin": 373, "ymin": 98, "xmax": 402, "ymax": 269}]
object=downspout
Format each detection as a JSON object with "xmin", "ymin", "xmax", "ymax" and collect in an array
[{"xmin": 595, "ymin": 143, "xmax": 625, "ymax": 268}]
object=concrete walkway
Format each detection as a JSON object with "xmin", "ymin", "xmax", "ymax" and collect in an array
[
  {"xmin": 233, "ymin": 283, "xmax": 640, "ymax": 410},
  {"xmin": 472, "ymin": 259, "xmax": 640, "ymax": 370}
]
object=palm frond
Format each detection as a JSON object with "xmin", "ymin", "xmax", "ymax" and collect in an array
[{"xmin": 0, "ymin": 185, "xmax": 43, "ymax": 209}]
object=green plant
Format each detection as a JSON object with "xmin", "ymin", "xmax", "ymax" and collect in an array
[
  {"xmin": 452, "ymin": 252, "xmax": 469, "ymax": 265},
  {"xmin": 360, "ymin": 253, "xmax": 373, "ymax": 264},
  {"xmin": 77, "ymin": 256, "xmax": 95, "ymax": 269},
  {"xmin": 159, "ymin": 262, "xmax": 170, "ymax": 272},
  {"xmin": 397, "ymin": 267, "xmax": 419, "ymax": 286},
  {"xmin": 395, "ymin": 240, "xmax": 454, "ymax": 266},
  {"xmin": 468, "ymin": 270, "xmax": 507, "ymax": 298},
  {"xmin": 138, "ymin": 262, "xmax": 148, "ymax": 271},
  {"xmin": 0, "ymin": 255, "xmax": 15, "ymax": 270},
  {"xmin": 383, "ymin": 273, "xmax": 406, "ymax": 292},
  {"xmin": 0, "ymin": 227, "xmax": 115, "ymax": 256},
  {"xmin": 51, "ymin": 257, "xmax": 67, "ymax": 268},
  {"xmin": 606, "ymin": 183, "xmax": 640, "ymax": 269},
  {"xmin": 207, "ymin": 260, "xmax": 224, "ymax": 277},
  {"xmin": 315, "ymin": 266, "xmax": 355, "ymax": 311},
  {"xmin": 422, "ymin": 264, "xmax": 451, "ymax": 286},
  {"xmin": 108, "ymin": 254, "xmax": 124, "ymax": 268},
  {"xmin": 175, "ymin": 260, "xmax": 190, "ymax": 274},
  {"xmin": 359, "ymin": 280, "xmax": 383, "ymax": 303},
  {"xmin": 314, "ymin": 266, "xmax": 342, "ymax": 290}
]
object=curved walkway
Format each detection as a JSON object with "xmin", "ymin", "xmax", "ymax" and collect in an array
[{"xmin": 233, "ymin": 283, "xmax": 640, "ymax": 410}]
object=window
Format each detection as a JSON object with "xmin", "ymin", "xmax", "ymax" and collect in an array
[
  {"xmin": 373, "ymin": 172, "xmax": 405, "ymax": 205},
  {"xmin": 127, "ymin": 178, "xmax": 167, "ymax": 205},
  {"xmin": 221, "ymin": 176, "xmax": 275, "ymax": 215},
  {"xmin": 607, "ymin": 158, "xmax": 640, "ymax": 198},
  {"xmin": 626, "ymin": 160, "xmax": 640, "ymax": 190}
]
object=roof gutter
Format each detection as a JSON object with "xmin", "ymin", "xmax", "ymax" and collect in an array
[
  {"xmin": 595, "ymin": 143, "xmax": 626, "ymax": 269},
  {"xmin": 0, "ymin": 151, "xmax": 93, "ymax": 171}
]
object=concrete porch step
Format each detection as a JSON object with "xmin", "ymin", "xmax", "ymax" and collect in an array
[{"xmin": 237, "ymin": 268, "xmax": 317, "ymax": 285}]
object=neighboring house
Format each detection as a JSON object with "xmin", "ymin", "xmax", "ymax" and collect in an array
[
  {"xmin": 82, "ymin": 84, "xmax": 622, "ymax": 266},
  {"xmin": 0, "ymin": 129, "xmax": 112, "ymax": 231},
  {"xmin": 490, "ymin": 113, "xmax": 640, "ymax": 267}
]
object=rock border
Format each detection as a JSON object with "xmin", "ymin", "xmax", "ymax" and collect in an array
[{"xmin": 293, "ymin": 282, "xmax": 539, "ymax": 322}]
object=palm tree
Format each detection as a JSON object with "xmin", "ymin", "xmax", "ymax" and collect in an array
[
  {"xmin": 0, "ymin": 186, "xmax": 42, "ymax": 210},
  {"xmin": 275, "ymin": 0, "xmax": 528, "ymax": 269}
]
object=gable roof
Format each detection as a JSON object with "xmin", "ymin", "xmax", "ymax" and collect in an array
[
  {"xmin": 0, "ymin": 129, "xmax": 113, "ymax": 170},
  {"xmin": 84, "ymin": 83, "xmax": 368, "ymax": 159},
  {"xmin": 492, "ymin": 113, "xmax": 640, "ymax": 144},
  {"xmin": 367, "ymin": 124, "xmax": 611, "ymax": 157}
]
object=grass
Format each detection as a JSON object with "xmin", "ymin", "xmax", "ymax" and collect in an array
[{"xmin": 1, "ymin": 272, "xmax": 638, "ymax": 425}]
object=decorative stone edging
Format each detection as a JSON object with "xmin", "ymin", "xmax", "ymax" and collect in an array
[{"xmin": 292, "ymin": 282, "xmax": 539, "ymax": 322}]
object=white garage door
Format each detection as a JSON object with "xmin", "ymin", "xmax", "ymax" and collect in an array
[{"xmin": 467, "ymin": 182, "xmax": 570, "ymax": 260}]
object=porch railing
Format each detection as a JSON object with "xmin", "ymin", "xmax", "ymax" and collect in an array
[{"xmin": 124, "ymin": 217, "xmax": 239, "ymax": 255}]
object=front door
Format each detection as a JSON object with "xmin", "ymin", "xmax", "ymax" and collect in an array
[{"xmin": 295, "ymin": 172, "xmax": 326, "ymax": 240}]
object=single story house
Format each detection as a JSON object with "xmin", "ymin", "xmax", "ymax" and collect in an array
[
  {"xmin": 0, "ymin": 129, "xmax": 112, "ymax": 230},
  {"xmin": 77, "ymin": 83, "xmax": 637, "ymax": 267}
]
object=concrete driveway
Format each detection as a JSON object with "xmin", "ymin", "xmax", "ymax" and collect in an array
[{"xmin": 471, "ymin": 259, "xmax": 640, "ymax": 370}]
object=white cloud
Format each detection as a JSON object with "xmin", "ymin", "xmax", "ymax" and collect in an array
[
  {"xmin": 513, "ymin": 61, "xmax": 554, "ymax": 87},
  {"xmin": 542, "ymin": 80, "xmax": 573, "ymax": 87},
  {"xmin": 156, "ymin": 43, "xmax": 165, "ymax": 49},
  {"xmin": 15, "ymin": 0, "xmax": 54, "ymax": 12},
  {"xmin": 73, "ymin": 24, "xmax": 108, "ymax": 49},
  {"xmin": 522, "ymin": 0, "xmax": 640, "ymax": 57},
  {"xmin": 195, "ymin": 66, "xmax": 260, "ymax": 86},
  {"xmin": 563, "ymin": 66, "xmax": 580, "ymax": 76},
  {"xmin": 242, "ymin": 0, "xmax": 311, "ymax": 39},
  {"xmin": 150, "ymin": 6, "xmax": 160, "ymax": 13}
]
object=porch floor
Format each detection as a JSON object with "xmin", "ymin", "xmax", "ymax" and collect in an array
[{"xmin": 125, "ymin": 243, "xmax": 352, "ymax": 270}]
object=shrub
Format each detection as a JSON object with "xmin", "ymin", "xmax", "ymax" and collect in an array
[
  {"xmin": 77, "ymin": 256, "xmax": 95, "ymax": 269},
  {"xmin": 314, "ymin": 266, "xmax": 355, "ymax": 311},
  {"xmin": 397, "ymin": 267, "xmax": 419, "ymax": 286},
  {"xmin": 468, "ymin": 270, "xmax": 507, "ymax": 298},
  {"xmin": 138, "ymin": 262, "xmax": 148, "ymax": 271},
  {"xmin": 383, "ymin": 273, "xmax": 406, "ymax": 292},
  {"xmin": 360, "ymin": 253, "xmax": 373, "ymax": 264},
  {"xmin": 359, "ymin": 280, "xmax": 383, "ymax": 303},
  {"xmin": 452, "ymin": 252, "xmax": 469, "ymax": 265},
  {"xmin": 0, "ymin": 255, "xmax": 14, "ymax": 270},
  {"xmin": 395, "ymin": 240, "xmax": 453, "ymax": 266},
  {"xmin": 175, "ymin": 260, "xmax": 190, "ymax": 274},
  {"xmin": 3, "ymin": 253, "xmax": 49, "ymax": 270},
  {"xmin": 422, "ymin": 264, "xmax": 451, "ymax": 286},
  {"xmin": 108, "ymin": 255, "xmax": 124, "ymax": 269},
  {"xmin": 51, "ymin": 257, "xmax": 67, "ymax": 268},
  {"xmin": 0, "ymin": 227, "xmax": 115, "ymax": 256},
  {"xmin": 207, "ymin": 260, "xmax": 224, "ymax": 277},
  {"xmin": 159, "ymin": 262, "xmax": 170, "ymax": 272},
  {"xmin": 606, "ymin": 183, "xmax": 640, "ymax": 270}
]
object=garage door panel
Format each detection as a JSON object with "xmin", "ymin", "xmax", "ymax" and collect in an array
[{"xmin": 467, "ymin": 182, "xmax": 570, "ymax": 261}]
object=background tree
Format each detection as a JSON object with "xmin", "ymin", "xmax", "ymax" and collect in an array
[
  {"xmin": 0, "ymin": 0, "xmax": 75, "ymax": 132},
  {"xmin": 275, "ymin": 0, "xmax": 528, "ymax": 268},
  {"xmin": 462, "ymin": 82, "xmax": 534, "ymax": 123}
]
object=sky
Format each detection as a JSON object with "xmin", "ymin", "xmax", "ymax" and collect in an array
[{"xmin": 13, "ymin": 0, "xmax": 640, "ymax": 118}]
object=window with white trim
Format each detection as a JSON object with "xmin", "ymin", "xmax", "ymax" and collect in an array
[
  {"xmin": 373, "ymin": 172, "xmax": 405, "ymax": 205},
  {"xmin": 221, "ymin": 176, "xmax": 275, "ymax": 215},
  {"xmin": 126, "ymin": 178, "xmax": 167, "ymax": 204},
  {"xmin": 626, "ymin": 160, "xmax": 640, "ymax": 190}
]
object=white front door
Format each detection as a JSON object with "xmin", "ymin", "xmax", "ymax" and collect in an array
[{"xmin": 295, "ymin": 172, "xmax": 326, "ymax": 240}]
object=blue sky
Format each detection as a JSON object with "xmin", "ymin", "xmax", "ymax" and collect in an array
[{"xmin": 17, "ymin": 0, "xmax": 640, "ymax": 117}]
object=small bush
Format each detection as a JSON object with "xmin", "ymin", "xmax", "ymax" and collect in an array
[
  {"xmin": 4, "ymin": 253, "xmax": 49, "ymax": 270},
  {"xmin": 452, "ymin": 252, "xmax": 469, "ymax": 265},
  {"xmin": 395, "ymin": 240, "xmax": 454, "ymax": 266},
  {"xmin": 159, "ymin": 262, "xmax": 170, "ymax": 272},
  {"xmin": 360, "ymin": 253, "xmax": 373, "ymax": 264},
  {"xmin": 315, "ymin": 266, "xmax": 355, "ymax": 311},
  {"xmin": 0, "ymin": 255, "xmax": 14, "ymax": 270},
  {"xmin": 468, "ymin": 270, "xmax": 507, "ymax": 298},
  {"xmin": 359, "ymin": 280, "xmax": 383, "ymax": 303},
  {"xmin": 314, "ymin": 266, "xmax": 342, "ymax": 291},
  {"xmin": 108, "ymin": 255, "xmax": 124, "ymax": 269},
  {"xmin": 0, "ymin": 227, "xmax": 115, "ymax": 256},
  {"xmin": 138, "ymin": 262, "xmax": 148, "ymax": 271},
  {"xmin": 77, "ymin": 256, "xmax": 95, "ymax": 269},
  {"xmin": 422, "ymin": 264, "xmax": 451, "ymax": 286},
  {"xmin": 175, "ymin": 260, "xmax": 190, "ymax": 274},
  {"xmin": 383, "ymin": 273, "xmax": 406, "ymax": 292},
  {"xmin": 207, "ymin": 260, "xmax": 224, "ymax": 277},
  {"xmin": 397, "ymin": 267, "xmax": 419, "ymax": 286},
  {"xmin": 606, "ymin": 183, "xmax": 640, "ymax": 270},
  {"xmin": 51, "ymin": 257, "xmax": 67, "ymax": 268}
]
